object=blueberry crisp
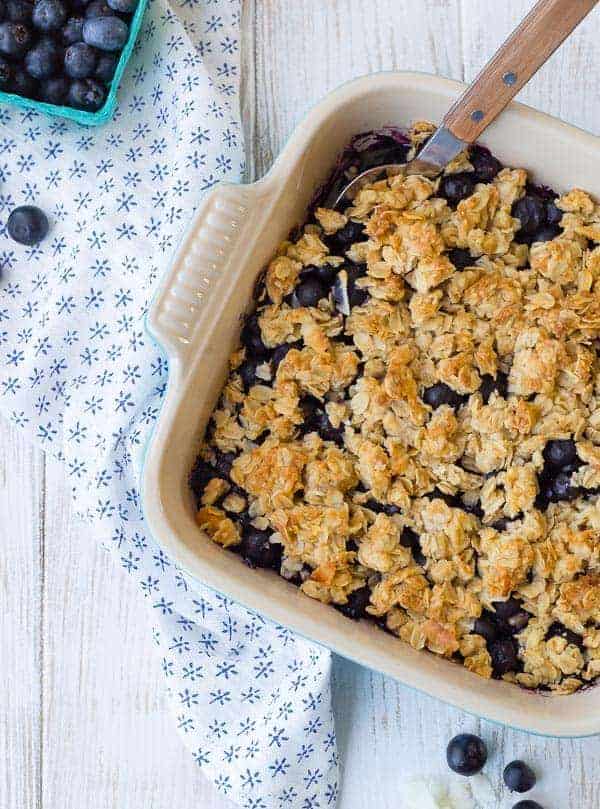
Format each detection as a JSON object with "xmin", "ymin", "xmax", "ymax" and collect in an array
[{"xmin": 191, "ymin": 121, "xmax": 600, "ymax": 695}]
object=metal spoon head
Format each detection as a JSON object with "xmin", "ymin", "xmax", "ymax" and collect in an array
[{"xmin": 329, "ymin": 126, "xmax": 468, "ymax": 209}]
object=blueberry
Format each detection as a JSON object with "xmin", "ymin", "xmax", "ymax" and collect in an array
[
  {"xmin": 189, "ymin": 457, "xmax": 213, "ymax": 502},
  {"xmin": 358, "ymin": 141, "xmax": 409, "ymax": 171},
  {"xmin": 0, "ymin": 55, "xmax": 11, "ymax": 88},
  {"xmin": 302, "ymin": 263, "xmax": 336, "ymax": 285},
  {"xmin": 106, "ymin": 0, "xmax": 136, "ymax": 11},
  {"xmin": 213, "ymin": 450, "xmax": 235, "ymax": 479},
  {"xmin": 512, "ymin": 802, "xmax": 544, "ymax": 809},
  {"xmin": 82, "ymin": 15, "xmax": 127, "ymax": 50},
  {"xmin": 365, "ymin": 499, "xmax": 401, "ymax": 516},
  {"xmin": 480, "ymin": 371, "xmax": 508, "ymax": 404},
  {"xmin": 241, "ymin": 528, "xmax": 282, "ymax": 569},
  {"xmin": 491, "ymin": 597, "xmax": 523, "ymax": 621},
  {"xmin": 6, "ymin": 0, "xmax": 32, "ymax": 23},
  {"xmin": 337, "ymin": 585, "xmax": 370, "ymax": 619},
  {"xmin": 469, "ymin": 145, "xmax": 502, "ymax": 182},
  {"xmin": 506, "ymin": 610, "xmax": 530, "ymax": 633},
  {"xmin": 84, "ymin": 0, "xmax": 112, "ymax": 16},
  {"xmin": 62, "ymin": 14, "xmax": 84, "ymax": 43},
  {"xmin": 271, "ymin": 340, "xmax": 299, "ymax": 371},
  {"xmin": 328, "ymin": 220, "xmax": 367, "ymax": 253},
  {"xmin": 299, "ymin": 395, "xmax": 342, "ymax": 444},
  {"xmin": 93, "ymin": 49, "xmax": 117, "ymax": 81},
  {"xmin": 513, "ymin": 195, "xmax": 545, "ymax": 235},
  {"xmin": 448, "ymin": 247, "xmax": 472, "ymax": 269},
  {"xmin": 503, "ymin": 760, "xmax": 536, "ymax": 793},
  {"xmin": 240, "ymin": 313, "xmax": 269, "ymax": 359},
  {"xmin": 545, "ymin": 621, "xmax": 584, "ymax": 649},
  {"xmin": 473, "ymin": 615, "xmax": 500, "ymax": 644},
  {"xmin": 292, "ymin": 276, "xmax": 327, "ymax": 308},
  {"xmin": 8, "ymin": 68, "xmax": 36, "ymax": 96},
  {"xmin": 67, "ymin": 76, "xmax": 105, "ymax": 110},
  {"xmin": 532, "ymin": 224, "xmax": 560, "ymax": 243},
  {"xmin": 64, "ymin": 41, "xmax": 96, "ymax": 77},
  {"xmin": 32, "ymin": 0, "xmax": 67, "ymax": 30},
  {"xmin": 0, "ymin": 21, "xmax": 32, "ymax": 58},
  {"xmin": 25, "ymin": 37, "xmax": 61, "ymax": 79},
  {"xmin": 38, "ymin": 73, "xmax": 68, "ymax": 102},
  {"xmin": 446, "ymin": 733, "xmax": 487, "ymax": 776},
  {"xmin": 422, "ymin": 382, "xmax": 464, "ymax": 409},
  {"xmin": 238, "ymin": 359, "xmax": 257, "ymax": 391},
  {"xmin": 400, "ymin": 527, "xmax": 425, "ymax": 566},
  {"xmin": 543, "ymin": 439, "xmax": 578, "ymax": 469},
  {"xmin": 489, "ymin": 637, "xmax": 519, "ymax": 676},
  {"xmin": 7, "ymin": 205, "xmax": 49, "ymax": 245},
  {"xmin": 545, "ymin": 200, "xmax": 562, "ymax": 226},
  {"xmin": 549, "ymin": 471, "xmax": 579, "ymax": 502},
  {"xmin": 440, "ymin": 172, "xmax": 475, "ymax": 205}
]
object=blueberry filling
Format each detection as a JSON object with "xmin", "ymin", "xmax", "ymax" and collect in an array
[
  {"xmin": 291, "ymin": 276, "xmax": 328, "ymax": 308},
  {"xmin": 439, "ymin": 172, "xmax": 475, "ymax": 206},
  {"xmin": 545, "ymin": 621, "xmax": 584, "ymax": 650},
  {"xmin": 448, "ymin": 247, "xmax": 473, "ymax": 270},
  {"xmin": 422, "ymin": 382, "xmax": 465, "ymax": 409},
  {"xmin": 469, "ymin": 144, "xmax": 502, "ymax": 182},
  {"xmin": 543, "ymin": 438, "xmax": 578, "ymax": 469},
  {"xmin": 240, "ymin": 528, "xmax": 283, "ymax": 570},
  {"xmin": 399, "ymin": 526, "xmax": 426, "ymax": 566},
  {"xmin": 480, "ymin": 371, "xmax": 508, "ymax": 404},
  {"xmin": 336, "ymin": 585, "xmax": 371, "ymax": 619},
  {"xmin": 240, "ymin": 313, "xmax": 270, "ymax": 359}
]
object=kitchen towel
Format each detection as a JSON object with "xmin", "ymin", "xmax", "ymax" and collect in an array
[{"xmin": 0, "ymin": 1, "xmax": 339, "ymax": 807}]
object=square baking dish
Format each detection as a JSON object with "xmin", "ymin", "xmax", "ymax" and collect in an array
[{"xmin": 143, "ymin": 71, "xmax": 600, "ymax": 737}]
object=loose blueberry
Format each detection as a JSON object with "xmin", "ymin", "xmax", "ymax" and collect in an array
[
  {"xmin": 512, "ymin": 802, "xmax": 544, "ymax": 809},
  {"xmin": 32, "ymin": 0, "xmax": 67, "ymax": 30},
  {"xmin": 470, "ymin": 145, "xmax": 502, "ymax": 182},
  {"xmin": 7, "ymin": 205, "xmax": 49, "ymax": 245},
  {"xmin": 446, "ymin": 733, "xmax": 487, "ymax": 776},
  {"xmin": 423, "ymin": 382, "xmax": 464, "ymax": 409},
  {"xmin": 0, "ymin": 21, "xmax": 32, "ymax": 58},
  {"xmin": 480, "ymin": 372, "xmax": 508, "ymax": 404},
  {"xmin": 106, "ymin": 0, "xmax": 136, "ymax": 11},
  {"xmin": 543, "ymin": 438, "xmax": 578, "ymax": 469},
  {"xmin": 25, "ymin": 37, "xmax": 61, "ymax": 79},
  {"xmin": 38, "ymin": 73, "xmax": 68, "ymax": 102},
  {"xmin": 241, "ymin": 528, "xmax": 282, "ymax": 569},
  {"xmin": 62, "ymin": 14, "xmax": 84, "ymax": 43},
  {"xmin": 440, "ymin": 172, "xmax": 475, "ymax": 205},
  {"xmin": 64, "ymin": 40, "xmax": 96, "ymax": 77},
  {"xmin": 473, "ymin": 615, "xmax": 500, "ymax": 644},
  {"xmin": 238, "ymin": 359, "xmax": 257, "ymax": 391},
  {"xmin": 6, "ymin": 0, "xmax": 32, "ymax": 23},
  {"xmin": 67, "ymin": 76, "xmax": 105, "ymax": 110},
  {"xmin": 448, "ymin": 247, "xmax": 472, "ymax": 269},
  {"xmin": 93, "ymin": 49, "xmax": 117, "ymax": 81},
  {"xmin": 84, "ymin": 0, "xmax": 112, "ymax": 16},
  {"xmin": 532, "ymin": 224, "xmax": 560, "ymax": 243},
  {"xmin": 503, "ymin": 760, "xmax": 536, "ymax": 793},
  {"xmin": 292, "ymin": 276, "xmax": 327, "ymax": 308},
  {"xmin": 337, "ymin": 585, "xmax": 370, "ymax": 619},
  {"xmin": 82, "ymin": 13, "xmax": 127, "ymax": 49},
  {"xmin": 545, "ymin": 200, "xmax": 562, "ymax": 226},
  {"xmin": 513, "ymin": 195, "xmax": 545, "ymax": 235},
  {"xmin": 8, "ymin": 68, "xmax": 36, "ymax": 96},
  {"xmin": 240, "ymin": 313, "xmax": 269, "ymax": 359},
  {"xmin": 489, "ymin": 637, "xmax": 519, "ymax": 676},
  {"xmin": 0, "ymin": 55, "xmax": 11, "ymax": 88}
]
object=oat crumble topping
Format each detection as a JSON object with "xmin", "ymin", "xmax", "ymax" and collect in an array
[{"xmin": 190, "ymin": 122, "xmax": 600, "ymax": 694}]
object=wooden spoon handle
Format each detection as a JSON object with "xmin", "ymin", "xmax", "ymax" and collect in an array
[{"xmin": 444, "ymin": 0, "xmax": 598, "ymax": 143}]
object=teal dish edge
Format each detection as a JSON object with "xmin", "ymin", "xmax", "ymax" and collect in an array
[{"xmin": 0, "ymin": 0, "xmax": 149, "ymax": 127}]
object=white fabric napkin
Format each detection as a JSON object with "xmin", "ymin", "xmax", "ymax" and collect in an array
[{"xmin": 0, "ymin": 1, "xmax": 339, "ymax": 806}]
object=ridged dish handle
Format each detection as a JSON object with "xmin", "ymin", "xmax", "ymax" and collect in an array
[{"xmin": 147, "ymin": 182, "xmax": 256, "ymax": 374}]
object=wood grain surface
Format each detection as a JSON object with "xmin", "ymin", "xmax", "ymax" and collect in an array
[{"xmin": 2, "ymin": 2, "xmax": 600, "ymax": 808}]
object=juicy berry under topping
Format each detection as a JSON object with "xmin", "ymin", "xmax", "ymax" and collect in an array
[
  {"xmin": 448, "ymin": 247, "xmax": 472, "ymax": 269},
  {"xmin": 240, "ymin": 528, "xmax": 282, "ymax": 569},
  {"xmin": 489, "ymin": 637, "xmax": 519, "ymax": 676},
  {"xmin": 543, "ymin": 438, "xmax": 578, "ymax": 469},
  {"xmin": 292, "ymin": 276, "xmax": 327, "ymax": 308},
  {"xmin": 545, "ymin": 621, "xmax": 584, "ymax": 649},
  {"xmin": 336, "ymin": 585, "xmax": 370, "ymax": 619},
  {"xmin": 503, "ymin": 760, "xmax": 537, "ymax": 793},
  {"xmin": 469, "ymin": 145, "xmax": 502, "ymax": 182},
  {"xmin": 473, "ymin": 615, "xmax": 500, "ymax": 644},
  {"xmin": 240, "ymin": 313, "xmax": 269, "ymax": 359},
  {"xmin": 238, "ymin": 359, "xmax": 257, "ymax": 392},
  {"xmin": 328, "ymin": 219, "xmax": 367, "ymax": 252},
  {"xmin": 422, "ymin": 382, "xmax": 464, "ymax": 409},
  {"xmin": 513, "ymin": 194, "xmax": 545, "ymax": 236},
  {"xmin": 480, "ymin": 371, "xmax": 508, "ymax": 403},
  {"xmin": 446, "ymin": 733, "xmax": 487, "ymax": 776},
  {"xmin": 439, "ymin": 172, "xmax": 475, "ymax": 205}
]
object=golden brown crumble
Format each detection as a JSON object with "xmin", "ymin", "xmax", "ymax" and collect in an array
[{"xmin": 191, "ymin": 122, "xmax": 600, "ymax": 694}]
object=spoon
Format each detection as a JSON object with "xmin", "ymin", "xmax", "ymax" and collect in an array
[{"xmin": 331, "ymin": 0, "xmax": 598, "ymax": 208}]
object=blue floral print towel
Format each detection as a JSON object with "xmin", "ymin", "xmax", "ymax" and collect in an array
[{"xmin": 0, "ymin": 1, "xmax": 339, "ymax": 806}]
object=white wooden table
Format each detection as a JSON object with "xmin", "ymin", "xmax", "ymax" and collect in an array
[{"xmin": 3, "ymin": 2, "xmax": 600, "ymax": 807}]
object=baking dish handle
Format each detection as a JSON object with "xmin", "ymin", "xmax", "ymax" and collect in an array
[{"xmin": 146, "ymin": 181, "xmax": 257, "ymax": 376}]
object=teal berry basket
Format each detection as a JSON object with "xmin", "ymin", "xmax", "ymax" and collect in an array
[{"xmin": 0, "ymin": 0, "xmax": 149, "ymax": 126}]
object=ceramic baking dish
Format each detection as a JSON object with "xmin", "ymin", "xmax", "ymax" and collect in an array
[{"xmin": 143, "ymin": 71, "xmax": 600, "ymax": 737}]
